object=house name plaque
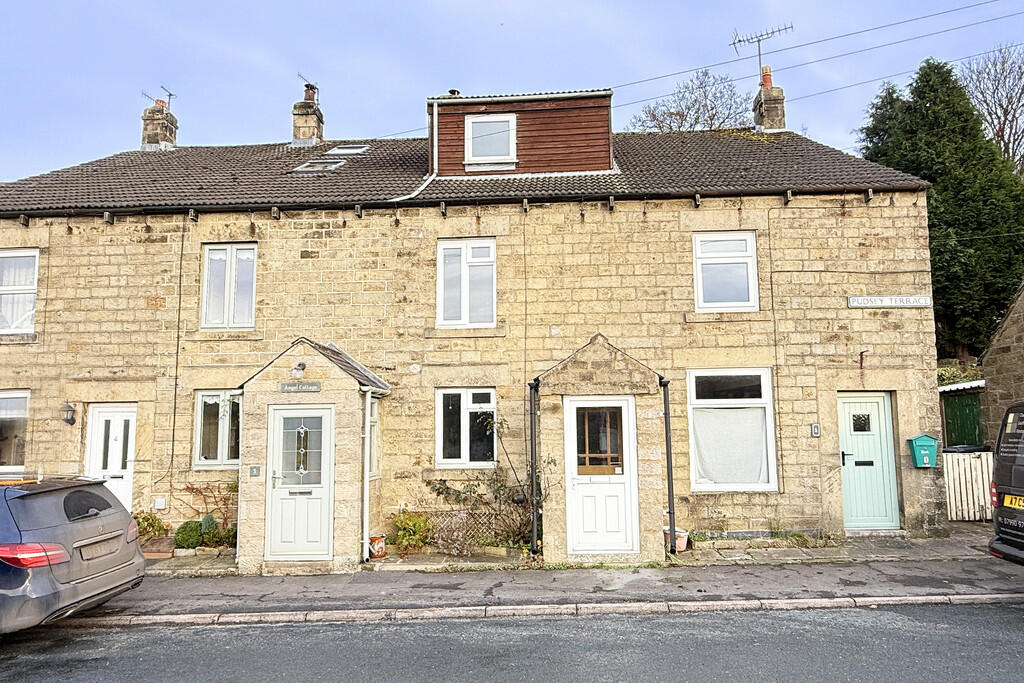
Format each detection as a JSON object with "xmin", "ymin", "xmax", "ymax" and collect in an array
[
  {"xmin": 848, "ymin": 295, "xmax": 931, "ymax": 308},
  {"xmin": 280, "ymin": 381, "xmax": 321, "ymax": 393}
]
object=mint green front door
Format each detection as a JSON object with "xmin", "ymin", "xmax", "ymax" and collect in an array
[{"xmin": 838, "ymin": 393, "xmax": 900, "ymax": 530}]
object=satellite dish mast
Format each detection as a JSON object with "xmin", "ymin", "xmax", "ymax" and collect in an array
[{"xmin": 730, "ymin": 23, "xmax": 793, "ymax": 79}]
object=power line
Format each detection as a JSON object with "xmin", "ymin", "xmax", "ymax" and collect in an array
[
  {"xmin": 373, "ymin": 4, "xmax": 1024, "ymax": 142},
  {"xmin": 613, "ymin": 10, "xmax": 1024, "ymax": 111},
  {"xmin": 788, "ymin": 40, "xmax": 1024, "ymax": 103},
  {"xmin": 611, "ymin": 0, "xmax": 1010, "ymax": 89}
]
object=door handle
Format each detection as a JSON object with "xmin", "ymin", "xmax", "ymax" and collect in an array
[
  {"xmin": 271, "ymin": 470, "xmax": 281, "ymax": 489},
  {"xmin": 841, "ymin": 451, "xmax": 854, "ymax": 466}
]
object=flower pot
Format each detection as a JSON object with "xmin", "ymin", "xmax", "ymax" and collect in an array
[
  {"xmin": 369, "ymin": 535, "xmax": 387, "ymax": 559},
  {"xmin": 664, "ymin": 526, "xmax": 689, "ymax": 553}
]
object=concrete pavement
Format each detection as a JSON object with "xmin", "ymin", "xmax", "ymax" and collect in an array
[{"xmin": 59, "ymin": 553, "xmax": 1024, "ymax": 629}]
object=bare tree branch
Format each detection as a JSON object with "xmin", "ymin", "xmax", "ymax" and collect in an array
[
  {"xmin": 960, "ymin": 43, "xmax": 1024, "ymax": 176},
  {"xmin": 629, "ymin": 69, "xmax": 753, "ymax": 132}
]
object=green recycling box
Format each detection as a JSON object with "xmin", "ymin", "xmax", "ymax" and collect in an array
[{"xmin": 907, "ymin": 434, "xmax": 939, "ymax": 468}]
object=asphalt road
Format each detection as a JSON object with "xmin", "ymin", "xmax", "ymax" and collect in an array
[{"xmin": 2, "ymin": 604, "xmax": 1021, "ymax": 682}]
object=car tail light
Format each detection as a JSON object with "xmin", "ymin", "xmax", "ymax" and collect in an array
[
  {"xmin": 126, "ymin": 518, "xmax": 139, "ymax": 544},
  {"xmin": 0, "ymin": 543, "xmax": 71, "ymax": 568},
  {"xmin": 991, "ymin": 481, "xmax": 999, "ymax": 509}
]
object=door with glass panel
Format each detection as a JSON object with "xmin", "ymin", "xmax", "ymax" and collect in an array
[
  {"xmin": 266, "ymin": 406, "xmax": 333, "ymax": 559},
  {"xmin": 838, "ymin": 393, "xmax": 899, "ymax": 530},
  {"xmin": 563, "ymin": 396, "xmax": 639, "ymax": 554},
  {"xmin": 84, "ymin": 404, "xmax": 137, "ymax": 511}
]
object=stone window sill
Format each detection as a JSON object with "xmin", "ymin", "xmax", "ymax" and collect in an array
[
  {"xmin": 0, "ymin": 333, "xmax": 37, "ymax": 345},
  {"xmin": 185, "ymin": 330, "xmax": 264, "ymax": 342},
  {"xmin": 422, "ymin": 464, "xmax": 496, "ymax": 479},
  {"xmin": 684, "ymin": 311, "xmax": 773, "ymax": 324},
  {"xmin": 425, "ymin": 322, "xmax": 507, "ymax": 339}
]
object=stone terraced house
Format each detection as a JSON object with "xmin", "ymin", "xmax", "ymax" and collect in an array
[{"xmin": 0, "ymin": 70, "xmax": 946, "ymax": 574}]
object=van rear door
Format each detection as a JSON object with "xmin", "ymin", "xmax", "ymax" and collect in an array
[{"xmin": 993, "ymin": 405, "xmax": 1024, "ymax": 549}]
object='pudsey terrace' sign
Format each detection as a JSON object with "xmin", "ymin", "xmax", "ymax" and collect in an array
[{"xmin": 848, "ymin": 295, "xmax": 932, "ymax": 308}]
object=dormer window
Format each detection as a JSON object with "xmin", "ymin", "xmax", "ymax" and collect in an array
[{"xmin": 464, "ymin": 114, "xmax": 517, "ymax": 166}]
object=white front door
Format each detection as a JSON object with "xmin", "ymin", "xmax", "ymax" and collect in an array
[
  {"xmin": 266, "ymin": 406, "xmax": 333, "ymax": 560},
  {"xmin": 564, "ymin": 396, "xmax": 639, "ymax": 554},
  {"xmin": 84, "ymin": 404, "xmax": 137, "ymax": 511}
]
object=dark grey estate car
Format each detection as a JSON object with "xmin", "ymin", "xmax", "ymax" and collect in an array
[{"xmin": 0, "ymin": 478, "xmax": 145, "ymax": 633}]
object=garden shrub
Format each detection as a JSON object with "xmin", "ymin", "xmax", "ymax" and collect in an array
[
  {"xmin": 391, "ymin": 511, "xmax": 432, "ymax": 553},
  {"xmin": 174, "ymin": 520, "xmax": 203, "ymax": 549},
  {"xmin": 134, "ymin": 512, "xmax": 167, "ymax": 539}
]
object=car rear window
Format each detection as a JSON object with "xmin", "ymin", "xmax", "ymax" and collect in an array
[
  {"xmin": 998, "ymin": 410, "xmax": 1024, "ymax": 460},
  {"xmin": 63, "ymin": 489, "xmax": 113, "ymax": 521},
  {"xmin": 7, "ymin": 485, "xmax": 121, "ymax": 531}
]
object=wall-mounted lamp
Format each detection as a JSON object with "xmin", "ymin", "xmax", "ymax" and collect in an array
[
  {"xmin": 60, "ymin": 400, "xmax": 76, "ymax": 425},
  {"xmin": 291, "ymin": 362, "xmax": 306, "ymax": 379}
]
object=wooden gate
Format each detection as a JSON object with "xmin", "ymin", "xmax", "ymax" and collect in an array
[{"xmin": 943, "ymin": 451, "xmax": 994, "ymax": 521}]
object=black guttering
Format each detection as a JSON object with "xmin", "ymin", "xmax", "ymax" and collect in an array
[{"xmin": 0, "ymin": 183, "xmax": 931, "ymax": 219}]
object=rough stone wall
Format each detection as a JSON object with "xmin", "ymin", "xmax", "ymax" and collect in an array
[
  {"xmin": 981, "ymin": 284, "xmax": 1024, "ymax": 443},
  {"xmin": 0, "ymin": 190, "xmax": 944, "ymax": 557}
]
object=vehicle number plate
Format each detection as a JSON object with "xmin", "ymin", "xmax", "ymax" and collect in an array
[
  {"xmin": 1003, "ymin": 494, "xmax": 1024, "ymax": 510},
  {"xmin": 80, "ymin": 536, "xmax": 121, "ymax": 561}
]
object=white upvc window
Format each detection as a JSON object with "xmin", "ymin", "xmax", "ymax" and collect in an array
[
  {"xmin": 0, "ymin": 390, "xmax": 29, "ymax": 473},
  {"xmin": 435, "ymin": 388, "xmax": 496, "ymax": 468},
  {"xmin": 464, "ymin": 114, "xmax": 517, "ymax": 164},
  {"xmin": 194, "ymin": 390, "xmax": 242, "ymax": 468},
  {"xmin": 368, "ymin": 397, "xmax": 380, "ymax": 477},
  {"xmin": 687, "ymin": 368, "xmax": 777, "ymax": 492},
  {"xmin": 693, "ymin": 232, "xmax": 759, "ymax": 312},
  {"xmin": 436, "ymin": 238, "xmax": 496, "ymax": 328},
  {"xmin": 0, "ymin": 249, "xmax": 39, "ymax": 334},
  {"xmin": 201, "ymin": 243, "xmax": 257, "ymax": 329}
]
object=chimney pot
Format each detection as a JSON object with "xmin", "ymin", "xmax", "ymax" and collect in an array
[
  {"xmin": 292, "ymin": 85, "xmax": 324, "ymax": 145},
  {"xmin": 752, "ymin": 64, "xmax": 785, "ymax": 131}
]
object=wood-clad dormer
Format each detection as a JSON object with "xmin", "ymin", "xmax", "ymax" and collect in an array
[{"xmin": 426, "ymin": 89, "xmax": 613, "ymax": 176}]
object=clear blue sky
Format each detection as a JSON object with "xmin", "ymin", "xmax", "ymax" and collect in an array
[{"xmin": 2, "ymin": 0, "xmax": 1022, "ymax": 181}]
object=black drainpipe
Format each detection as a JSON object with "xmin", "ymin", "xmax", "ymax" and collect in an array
[
  {"xmin": 528, "ymin": 377, "xmax": 541, "ymax": 556},
  {"xmin": 660, "ymin": 376, "xmax": 677, "ymax": 553}
]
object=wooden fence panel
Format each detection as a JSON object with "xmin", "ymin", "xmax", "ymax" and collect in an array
[{"xmin": 943, "ymin": 451, "xmax": 994, "ymax": 521}]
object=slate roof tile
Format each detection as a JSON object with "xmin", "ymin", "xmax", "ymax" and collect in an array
[{"xmin": 0, "ymin": 130, "xmax": 926, "ymax": 215}]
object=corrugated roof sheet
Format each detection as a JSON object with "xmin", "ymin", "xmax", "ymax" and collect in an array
[
  {"xmin": 0, "ymin": 130, "xmax": 927, "ymax": 215},
  {"xmin": 938, "ymin": 379, "xmax": 985, "ymax": 393}
]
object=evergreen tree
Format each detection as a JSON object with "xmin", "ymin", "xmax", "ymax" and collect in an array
[{"xmin": 860, "ymin": 59, "xmax": 1024, "ymax": 358}]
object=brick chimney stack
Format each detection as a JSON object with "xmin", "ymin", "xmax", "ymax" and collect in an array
[
  {"xmin": 291, "ymin": 84, "xmax": 324, "ymax": 145},
  {"xmin": 752, "ymin": 66, "xmax": 786, "ymax": 131},
  {"xmin": 141, "ymin": 99, "xmax": 178, "ymax": 151}
]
